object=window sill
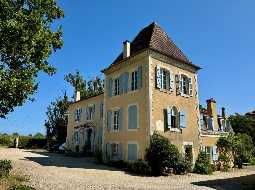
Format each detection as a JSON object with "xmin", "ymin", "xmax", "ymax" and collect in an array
[
  {"xmin": 127, "ymin": 128, "xmax": 139, "ymax": 132},
  {"xmin": 169, "ymin": 128, "xmax": 181, "ymax": 133}
]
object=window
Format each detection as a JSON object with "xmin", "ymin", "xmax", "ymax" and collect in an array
[
  {"xmin": 74, "ymin": 131, "xmax": 80, "ymax": 144},
  {"xmin": 113, "ymin": 111, "xmax": 119, "ymax": 130},
  {"xmin": 179, "ymin": 74, "xmax": 192, "ymax": 96},
  {"xmin": 75, "ymin": 108, "xmax": 82, "ymax": 122},
  {"xmin": 114, "ymin": 78, "xmax": 120, "ymax": 96},
  {"xmin": 86, "ymin": 105, "xmax": 95, "ymax": 120},
  {"xmin": 171, "ymin": 107, "xmax": 177, "ymax": 128},
  {"xmin": 131, "ymin": 70, "xmax": 138, "ymax": 91},
  {"xmin": 182, "ymin": 75, "xmax": 189, "ymax": 95},
  {"xmin": 128, "ymin": 143, "xmax": 138, "ymax": 161},
  {"xmin": 112, "ymin": 143, "xmax": 118, "ymax": 158},
  {"xmin": 100, "ymin": 102, "xmax": 104, "ymax": 118},
  {"xmin": 156, "ymin": 65, "xmax": 174, "ymax": 91},
  {"xmin": 128, "ymin": 105, "xmax": 138, "ymax": 129}
]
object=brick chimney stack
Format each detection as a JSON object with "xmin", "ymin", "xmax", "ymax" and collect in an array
[{"xmin": 206, "ymin": 98, "xmax": 219, "ymax": 130}]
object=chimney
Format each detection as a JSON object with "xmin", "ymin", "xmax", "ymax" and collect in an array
[
  {"xmin": 75, "ymin": 91, "xmax": 80, "ymax": 102},
  {"xmin": 206, "ymin": 98, "xmax": 219, "ymax": 130},
  {"xmin": 123, "ymin": 40, "xmax": 130, "ymax": 58},
  {"xmin": 222, "ymin": 107, "xmax": 226, "ymax": 119}
]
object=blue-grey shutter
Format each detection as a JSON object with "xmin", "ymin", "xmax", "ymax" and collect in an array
[
  {"xmin": 128, "ymin": 105, "xmax": 138, "ymax": 129},
  {"xmin": 118, "ymin": 143, "xmax": 123, "ymax": 160},
  {"xmin": 106, "ymin": 143, "xmax": 111, "ymax": 159},
  {"xmin": 212, "ymin": 146, "xmax": 218, "ymax": 161},
  {"xmin": 100, "ymin": 101, "xmax": 104, "ymax": 118},
  {"xmin": 92, "ymin": 104, "xmax": 96, "ymax": 119},
  {"xmin": 208, "ymin": 117, "xmax": 214, "ymax": 131},
  {"xmin": 137, "ymin": 66, "xmax": 142, "ymax": 89},
  {"xmin": 107, "ymin": 110, "xmax": 112, "ymax": 131},
  {"xmin": 179, "ymin": 110, "xmax": 186, "ymax": 128},
  {"xmin": 123, "ymin": 72, "xmax": 129, "ymax": 93},
  {"xmin": 167, "ymin": 107, "xmax": 172, "ymax": 128},
  {"xmin": 176, "ymin": 74, "xmax": 182, "ymax": 95},
  {"xmin": 169, "ymin": 70, "xmax": 174, "ymax": 92},
  {"xmin": 108, "ymin": 79, "xmax": 113, "ymax": 97},
  {"xmin": 118, "ymin": 108, "xmax": 123, "ymax": 130},
  {"xmin": 128, "ymin": 144, "xmax": 138, "ymax": 161},
  {"xmin": 188, "ymin": 77, "xmax": 193, "ymax": 96},
  {"xmin": 119, "ymin": 74, "xmax": 124, "ymax": 94},
  {"xmin": 156, "ymin": 65, "xmax": 162, "ymax": 89}
]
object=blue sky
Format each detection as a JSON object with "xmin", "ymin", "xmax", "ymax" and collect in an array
[{"xmin": 0, "ymin": 0, "xmax": 255, "ymax": 135}]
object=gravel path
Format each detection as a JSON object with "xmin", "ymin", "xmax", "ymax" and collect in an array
[{"xmin": 0, "ymin": 147, "xmax": 255, "ymax": 190}]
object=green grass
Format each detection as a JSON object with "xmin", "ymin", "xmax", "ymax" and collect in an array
[{"xmin": 0, "ymin": 174, "xmax": 33, "ymax": 190}]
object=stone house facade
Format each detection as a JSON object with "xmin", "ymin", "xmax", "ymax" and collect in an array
[{"xmin": 66, "ymin": 22, "xmax": 228, "ymax": 163}]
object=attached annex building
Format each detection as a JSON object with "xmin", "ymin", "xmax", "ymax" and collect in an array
[{"xmin": 66, "ymin": 22, "xmax": 228, "ymax": 163}]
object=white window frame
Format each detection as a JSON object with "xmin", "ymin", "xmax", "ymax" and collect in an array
[
  {"xmin": 178, "ymin": 72, "xmax": 193, "ymax": 97},
  {"xmin": 112, "ymin": 109, "xmax": 119, "ymax": 131},
  {"xmin": 114, "ymin": 78, "xmax": 120, "ymax": 96},
  {"xmin": 127, "ymin": 103, "xmax": 139, "ymax": 131},
  {"xmin": 127, "ymin": 141, "xmax": 139, "ymax": 161}
]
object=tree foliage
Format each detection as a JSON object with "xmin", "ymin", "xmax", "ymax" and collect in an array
[
  {"xmin": 145, "ymin": 133, "xmax": 181, "ymax": 176},
  {"xmin": 44, "ymin": 93, "xmax": 69, "ymax": 143},
  {"xmin": 230, "ymin": 114, "xmax": 255, "ymax": 144},
  {"xmin": 0, "ymin": 0, "xmax": 64, "ymax": 118},
  {"xmin": 64, "ymin": 70, "xmax": 104, "ymax": 100}
]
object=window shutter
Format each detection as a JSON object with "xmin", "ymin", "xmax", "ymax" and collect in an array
[
  {"xmin": 208, "ymin": 117, "xmax": 214, "ymax": 131},
  {"xmin": 156, "ymin": 65, "xmax": 162, "ymax": 89},
  {"xmin": 179, "ymin": 110, "xmax": 186, "ymax": 128},
  {"xmin": 74, "ymin": 110, "xmax": 77, "ymax": 122},
  {"xmin": 106, "ymin": 143, "xmax": 112, "ymax": 159},
  {"xmin": 108, "ymin": 79, "xmax": 113, "ymax": 97},
  {"xmin": 123, "ymin": 72, "xmax": 129, "ymax": 93},
  {"xmin": 128, "ymin": 144, "xmax": 138, "ymax": 161},
  {"xmin": 118, "ymin": 143, "xmax": 123, "ymax": 160},
  {"xmin": 176, "ymin": 74, "xmax": 182, "ymax": 95},
  {"xmin": 169, "ymin": 70, "xmax": 174, "ymax": 92},
  {"xmin": 100, "ymin": 101, "xmax": 104, "ymax": 118},
  {"xmin": 92, "ymin": 104, "xmax": 96, "ymax": 119},
  {"xmin": 107, "ymin": 110, "xmax": 112, "ymax": 131},
  {"xmin": 118, "ymin": 108, "xmax": 123, "ymax": 130},
  {"xmin": 119, "ymin": 74, "xmax": 124, "ymax": 94},
  {"xmin": 137, "ymin": 66, "xmax": 142, "ymax": 89},
  {"xmin": 128, "ymin": 105, "xmax": 138, "ymax": 129},
  {"xmin": 188, "ymin": 77, "xmax": 193, "ymax": 96},
  {"xmin": 167, "ymin": 107, "xmax": 172, "ymax": 128},
  {"xmin": 212, "ymin": 146, "xmax": 218, "ymax": 161}
]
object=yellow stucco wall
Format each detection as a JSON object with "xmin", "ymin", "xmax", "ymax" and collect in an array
[
  {"xmin": 103, "ymin": 51, "xmax": 150, "ymax": 160},
  {"xmin": 149, "ymin": 51, "xmax": 201, "ymax": 161},
  {"xmin": 66, "ymin": 94, "xmax": 104, "ymax": 152}
]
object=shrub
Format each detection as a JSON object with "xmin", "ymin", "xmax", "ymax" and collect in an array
[
  {"xmin": 0, "ymin": 159, "xmax": 12, "ymax": 178},
  {"xmin": 8, "ymin": 185, "xmax": 35, "ymax": 190},
  {"xmin": 193, "ymin": 152, "xmax": 213, "ymax": 175},
  {"xmin": 218, "ymin": 152, "xmax": 231, "ymax": 171},
  {"xmin": 0, "ymin": 135, "xmax": 14, "ymax": 146},
  {"xmin": 95, "ymin": 148, "xmax": 103, "ymax": 164},
  {"xmin": 249, "ymin": 157, "xmax": 255, "ymax": 165},
  {"xmin": 145, "ymin": 133, "xmax": 181, "ymax": 176},
  {"xmin": 174, "ymin": 160, "xmax": 192, "ymax": 175},
  {"xmin": 126, "ymin": 160, "xmax": 151, "ymax": 176}
]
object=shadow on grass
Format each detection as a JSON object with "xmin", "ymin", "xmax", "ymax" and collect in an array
[
  {"xmin": 192, "ymin": 174, "xmax": 255, "ymax": 190},
  {"xmin": 21, "ymin": 149, "xmax": 120, "ymax": 171}
]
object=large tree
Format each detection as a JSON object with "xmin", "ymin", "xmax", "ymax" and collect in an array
[
  {"xmin": 0, "ymin": 0, "xmax": 64, "ymax": 118},
  {"xmin": 45, "ymin": 93, "xmax": 69, "ymax": 143},
  {"xmin": 64, "ymin": 70, "xmax": 104, "ymax": 100},
  {"xmin": 230, "ymin": 114, "xmax": 255, "ymax": 145}
]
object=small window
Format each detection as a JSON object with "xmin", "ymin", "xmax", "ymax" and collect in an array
[
  {"xmin": 112, "ymin": 143, "xmax": 118, "ymax": 158},
  {"xmin": 114, "ymin": 78, "xmax": 120, "ymax": 96},
  {"xmin": 86, "ymin": 105, "xmax": 95, "ymax": 120},
  {"xmin": 128, "ymin": 143, "xmax": 138, "ymax": 161},
  {"xmin": 75, "ymin": 108, "xmax": 81, "ymax": 122},
  {"xmin": 131, "ymin": 70, "xmax": 138, "ymax": 91},
  {"xmin": 113, "ymin": 111, "xmax": 119, "ymax": 130},
  {"xmin": 182, "ymin": 75, "xmax": 189, "ymax": 95},
  {"xmin": 171, "ymin": 107, "xmax": 178, "ymax": 128}
]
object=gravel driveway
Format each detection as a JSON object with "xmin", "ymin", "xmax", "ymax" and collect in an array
[{"xmin": 0, "ymin": 147, "xmax": 255, "ymax": 190}]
